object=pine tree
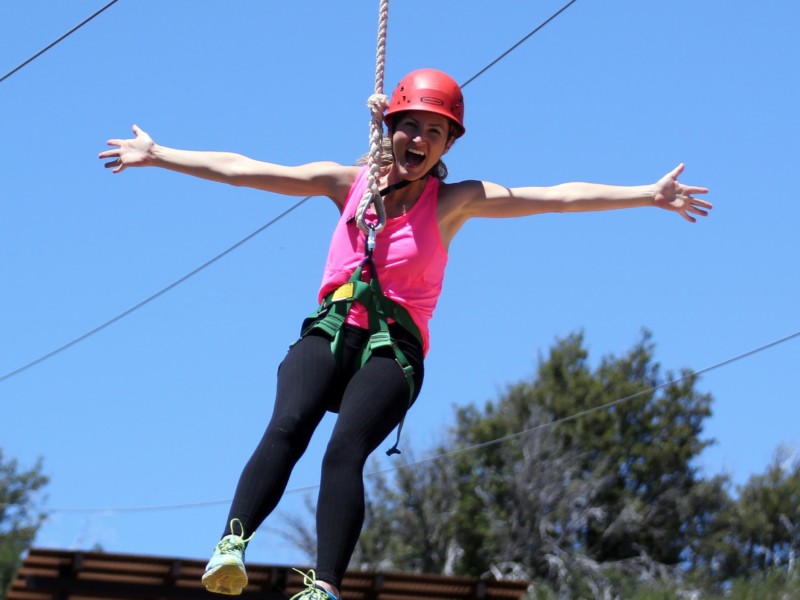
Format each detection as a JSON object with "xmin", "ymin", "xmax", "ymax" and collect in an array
[{"xmin": 0, "ymin": 449, "xmax": 48, "ymax": 599}]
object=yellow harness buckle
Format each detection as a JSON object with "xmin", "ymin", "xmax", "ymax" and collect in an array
[{"xmin": 331, "ymin": 282, "xmax": 355, "ymax": 303}]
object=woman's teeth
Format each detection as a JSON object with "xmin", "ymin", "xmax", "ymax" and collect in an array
[{"xmin": 407, "ymin": 148, "xmax": 426, "ymax": 166}]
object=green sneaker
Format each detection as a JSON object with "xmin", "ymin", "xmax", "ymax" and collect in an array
[
  {"xmin": 202, "ymin": 518, "xmax": 254, "ymax": 595},
  {"xmin": 289, "ymin": 569, "xmax": 339, "ymax": 600}
]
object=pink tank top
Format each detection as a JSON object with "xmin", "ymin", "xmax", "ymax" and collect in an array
[{"xmin": 319, "ymin": 167, "xmax": 448, "ymax": 356}]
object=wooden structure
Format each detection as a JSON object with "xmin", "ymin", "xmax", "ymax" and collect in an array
[{"xmin": 8, "ymin": 548, "xmax": 531, "ymax": 600}]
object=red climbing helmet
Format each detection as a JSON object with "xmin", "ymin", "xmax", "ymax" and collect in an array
[{"xmin": 386, "ymin": 68, "xmax": 466, "ymax": 138}]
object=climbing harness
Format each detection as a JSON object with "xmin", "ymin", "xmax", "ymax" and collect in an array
[
  {"xmin": 302, "ymin": 186, "xmax": 423, "ymax": 456},
  {"xmin": 300, "ymin": 226, "xmax": 422, "ymax": 406}
]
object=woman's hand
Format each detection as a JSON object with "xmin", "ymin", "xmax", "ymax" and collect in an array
[
  {"xmin": 99, "ymin": 124, "xmax": 155, "ymax": 173},
  {"xmin": 653, "ymin": 163, "xmax": 712, "ymax": 222}
]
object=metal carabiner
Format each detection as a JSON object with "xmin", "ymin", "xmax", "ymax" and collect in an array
[{"xmin": 365, "ymin": 225, "xmax": 378, "ymax": 257}]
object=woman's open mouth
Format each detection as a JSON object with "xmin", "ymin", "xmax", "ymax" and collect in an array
[{"xmin": 405, "ymin": 148, "xmax": 426, "ymax": 168}]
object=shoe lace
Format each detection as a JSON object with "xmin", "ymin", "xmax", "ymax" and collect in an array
[
  {"xmin": 289, "ymin": 568, "xmax": 337, "ymax": 600},
  {"xmin": 218, "ymin": 518, "xmax": 254, "ymax": 553}
]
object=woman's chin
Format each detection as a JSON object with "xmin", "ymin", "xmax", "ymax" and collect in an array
[{"xmin": 399, "ymin": 160, "xmax": 429, "ymax": 179}]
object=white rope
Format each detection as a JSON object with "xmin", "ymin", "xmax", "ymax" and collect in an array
[{"xmin": 355, "ymin": 0, "xmax": 390, "ymax": 235}]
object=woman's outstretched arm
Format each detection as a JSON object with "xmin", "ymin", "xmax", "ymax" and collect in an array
[{"xmin": 99, "ymin": 124, "xmax": 359, "ymax": 206}]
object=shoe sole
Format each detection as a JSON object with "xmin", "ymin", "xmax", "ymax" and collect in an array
[{"xmin": 202, "ymin": 563, "xmax": 248, "ymax": 596}]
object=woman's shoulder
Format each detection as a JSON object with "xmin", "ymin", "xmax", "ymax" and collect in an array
[
  {"xmin": 307, "ymin": 162, "xmax": 361, "ymax": 182},
  {"xmin": 435, "ymin": 179, "xmax": 488, "ymax": 248},
  {"xmin": 303, "ymin": 162, "xmax": 361, "ymax": 207}
]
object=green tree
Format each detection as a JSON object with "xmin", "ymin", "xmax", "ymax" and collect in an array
[
  {"xmin": 0, "ymin": 449, "xmax": 48, "ymax": 598},
  {"xmin": 358, "ymin": 330, "xmax": 730, "ymax": 597},
  {"xmin": 714, "ymin": 446, "xmax": 800, "ymax": 580},
  {"xmin": 451, "ymin": 332, "xmax": 721, "ymax": 567}
]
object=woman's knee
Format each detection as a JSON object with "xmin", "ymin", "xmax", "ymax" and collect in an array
[{"xmin": 320, "ymin": 427, "xmax": 376, "ymax": 480}]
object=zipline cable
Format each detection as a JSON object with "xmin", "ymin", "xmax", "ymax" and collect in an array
[
  {"xmin": 0, "ymin": 199, "xmax": 311, "ymax": 383},
  {"xmin": 0, "ymin": 0, "xmax": 121, "ymax": 84},
  {"xmin": 8, "ymin": 328, "xmax": 799, "ymax": 514},
  {"xmin": 1, "ymin": 0, "xmax": 579, "ymax": 384},
  {"xmin": 460, "ymin": 0, "xmax": 577, "ymax": 89},
  {"xmin": 411, "ymin": 329, "xmax": 800, "ymax": 467}
]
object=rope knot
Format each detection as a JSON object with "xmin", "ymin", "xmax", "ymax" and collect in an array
[{"xmin": 367, "ymin": 93, "xmax": 389, "ymax": 116}]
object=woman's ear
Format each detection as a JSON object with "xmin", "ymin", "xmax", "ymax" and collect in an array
[{"xmin": 443, "ymin": 136, "xmax": 455, "ymax": 155}]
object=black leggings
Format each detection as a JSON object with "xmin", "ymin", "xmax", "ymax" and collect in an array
[{"xmin": 222, "ymin": 323, "xmax": 424, "ymax": 589}]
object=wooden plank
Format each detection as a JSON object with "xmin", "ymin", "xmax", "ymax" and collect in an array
[{"xmin": 8, "ymin": 549, "xmax": 530, "ymax": 600}]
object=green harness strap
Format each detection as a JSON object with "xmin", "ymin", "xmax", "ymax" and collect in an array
[{"xmin": 301, "ymin": 253, "xmax": 422, "ymax": 456}]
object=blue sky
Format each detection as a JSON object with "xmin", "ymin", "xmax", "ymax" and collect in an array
[{"xmin": 1, "ymin": 0, "xmax": 798, "ymax": 568}]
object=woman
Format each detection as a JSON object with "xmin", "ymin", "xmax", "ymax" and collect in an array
[{"xmin": 100, "ymin": 69, "xmax": 711, "ymax": 600}]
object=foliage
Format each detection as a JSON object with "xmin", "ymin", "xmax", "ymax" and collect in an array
[
  {"xmin": 280, "ymin": 329, "xmax": 799, "ymax": 599},
  {"xmin": 0, "ymin": 449, "xmax": 49, "ymax": 599},
  {"xmin": 358, "ymin": 330, "xmax": 728, "ymax": 597},
  {"xmin": 692, "ymin": 446, "xmax": 800, "ymax": 584},
  {"xmin": 365, "ymin": 332, "xmax": 727, "ymax": 597},
  {"xmin": 725, "ymin": 566, "xmax": 800, "ymax": 599}
]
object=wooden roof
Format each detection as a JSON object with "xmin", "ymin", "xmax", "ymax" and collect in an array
[{"xmin": 9, "ymin": 548, "xmax": 531, "ymax": 600}]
